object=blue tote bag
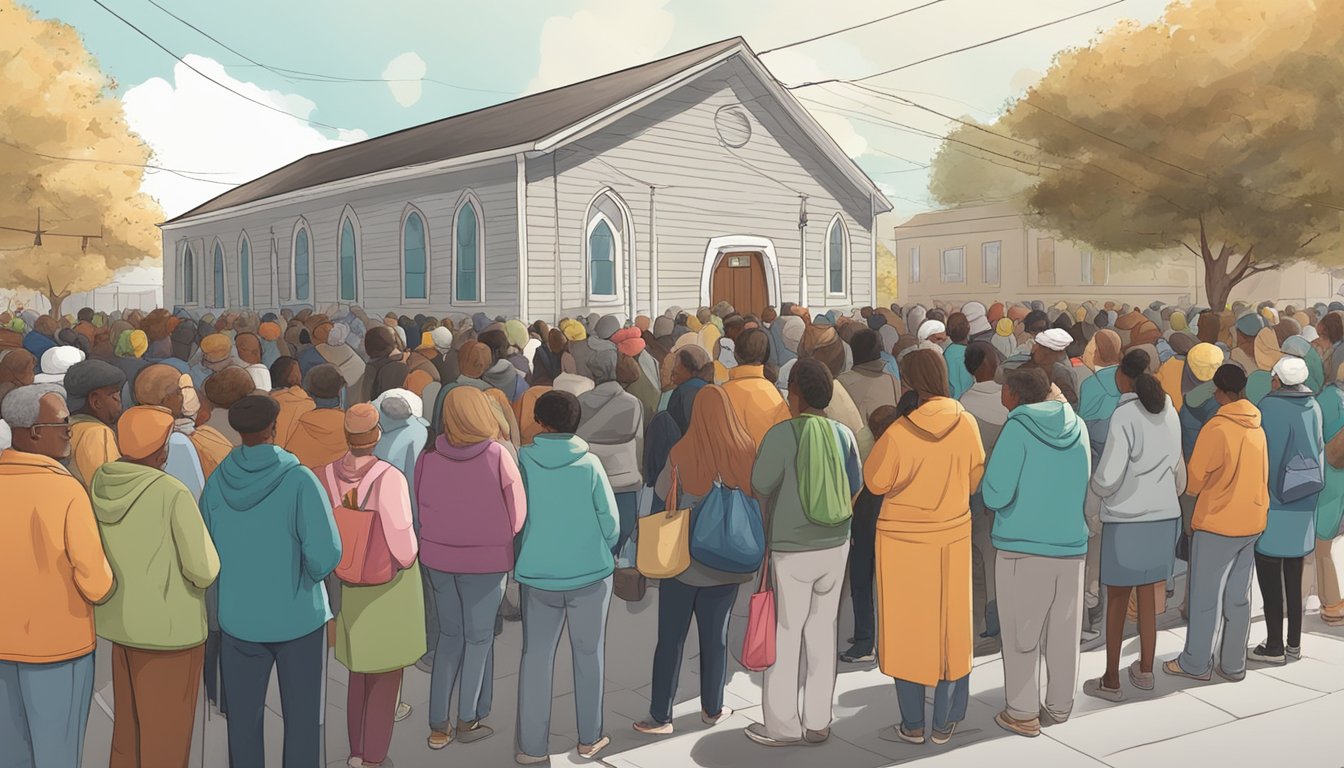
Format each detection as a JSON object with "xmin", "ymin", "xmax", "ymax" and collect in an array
[{"xmin": 689, "ymin": 480, "xmax": 766, "ymax": 574}]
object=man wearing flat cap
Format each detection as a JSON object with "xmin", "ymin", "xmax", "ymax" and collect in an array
[
  {"xmin": 65, "ymin": 359, "xmax": 127, "ymax": 490},
  {"xmin": 90, "ymin": 405, "xmax": 219, "ymax": 768},
  {"xmin": 200, "ymin": 394, "xmax": 340, "ymax": 768}
]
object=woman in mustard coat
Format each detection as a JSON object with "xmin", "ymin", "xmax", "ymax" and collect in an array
[{"xmin": 865, "ymin": 349, "xmax": 986, "ymax": 746}]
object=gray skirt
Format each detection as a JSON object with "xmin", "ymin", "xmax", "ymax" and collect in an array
[{"xmin": 1100, "ymin": 519, "xmax": 1178, "ymax": 587}]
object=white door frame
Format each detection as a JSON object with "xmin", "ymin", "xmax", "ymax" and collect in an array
[{"xmin": 700, "ymin": 235, "xmax": 781, "ymax": 309}]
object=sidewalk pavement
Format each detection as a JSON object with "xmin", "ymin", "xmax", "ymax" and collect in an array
[{"xmin": 79, "ymin": 570, "xmax": 1344, "ymax": 768}]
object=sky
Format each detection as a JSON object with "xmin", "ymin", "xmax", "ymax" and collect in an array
[{"xmin": 25, "ymin": 0, "xmax": 1177, "ymax": 255}]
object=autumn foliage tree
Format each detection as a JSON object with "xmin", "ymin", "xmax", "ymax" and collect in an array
[
  {"xmin": 929, "ymin": 0, "xmax": 1344, "ymax": 310},
  {"xmin": 0, "ymin": 0, "xmax": 163, "ymax": 317}
]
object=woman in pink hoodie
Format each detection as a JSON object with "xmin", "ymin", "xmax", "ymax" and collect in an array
[{"xmin": 415, "ymin": 386, "xmax": 526, "ymax": 749}]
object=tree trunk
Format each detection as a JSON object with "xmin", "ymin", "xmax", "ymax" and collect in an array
[
  {"xmin": 1195, "ymin": 217, "xmax": 1271, "ymax": 311},
  {"xmin": 45, "ymin": 289, "xmax": 69, "ymax": 319},
  {"xmin": 1203, "ymin": 260, "xmax": 1234, "ymax": 313}
]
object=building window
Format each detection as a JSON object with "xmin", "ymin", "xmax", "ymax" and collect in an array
[
  {"xmin": 941, "ymin": 247, "xmax": 965, "ymax": 283},
  {"xmin": 1082, "ymin": 251, "xmax": 1109, "ymax": 286},
  {"xmin": 982, "ymin": 241, "xmax": 1001, "ymax": 286},
  {"xmin": 182, "ymin": 244, "xmax": 196, "ymax": 304},
  {"xmin": 585, "ymin": 189, "xmax": 630, "ymax": 303},
  {"xmin": 1037, "ymin": 237, "xmax": 1056, "ymax": 285},
  {"xmin": 826, "ymin": 214, "xmax": 848, "ymax": 295},
  {"xmin": 213, "ymin": 241, "xmax": 226, "ymax": 307},
  {"xmin": 292, "ymin": 220, "xmax": 311, "ymax": 302},
  {"xmin": 454, "ymin": 195, "xmax": 483, "ymax": 303},
  {"xmin": 402, "ymin": 209, "xmax": 428, "ymax": 301},
  {"xmin": 339, "ymin": 211, "xmax": 359, "ymax": 302},
  {"xmin": 910, "ymin": 247, "xmax": 921, "ymax": 283},
  {"xmin": 238, "ymin": 233, "xmax": 251, "ymax": 307}
]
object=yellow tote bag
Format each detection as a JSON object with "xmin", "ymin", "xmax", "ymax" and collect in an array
[{"xmin": 637, "ymin": 466, "xmax": 691, "ymax": 579}]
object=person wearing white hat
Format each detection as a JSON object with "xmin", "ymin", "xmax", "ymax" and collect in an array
[
  {"xmin": 1249, "ymin": 354, "xmax": 1324, "ymax": 665},
  {"xmin": 1005, "ymin": 329, "xmax": 1078, "ymax": 407},
  {"xmin": 917, "ymin": 320, "xmax": 947, "ymax": 346},
  {"xmin": 35, "ymin": 346, "xmax": 85, "ymax": 385}
]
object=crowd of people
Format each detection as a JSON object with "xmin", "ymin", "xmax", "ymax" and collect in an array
[{"xmin": 1, "ymin": 294, "xmax": 1341, "ymax": 766}]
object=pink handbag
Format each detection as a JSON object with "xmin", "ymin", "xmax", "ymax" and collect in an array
[{"xmin": 741, "ymin": 547, "xmax": 775, "ymax": 672}]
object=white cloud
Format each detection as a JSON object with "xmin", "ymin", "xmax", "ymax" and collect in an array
[
  {"xmin": 527, "ymin": 0, "xmax": 675, "ymax": 93},
  {"xmin": 121, "ymin": 55, "xmax": 368, "ymax": 220},
  {"xmin": 383, "ymin": 52, "xmax": 427, "ymax": 107}
]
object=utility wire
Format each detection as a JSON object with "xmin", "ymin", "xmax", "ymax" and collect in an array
[
  {"xmin": 787, "ymin": 0, "xmax": 1127, "ymax": 89},
  {"xmin": 759, "ymin": 0, "xmax": 952, "ymax": 55},
  {"xmin": 90, "ymin": 0, "xmax": 344, "ymax": 131},
  {"xmin": 1, "ymin": 140, "xmax": 243, "ymax": 184}
]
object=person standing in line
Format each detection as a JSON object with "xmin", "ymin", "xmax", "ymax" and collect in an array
[
  {"xmin": 1164, "ymin": 364, "xmax": 1268, "ymax": 682},
  {"xmin": 959, "ymin": 341, "xmax": 1011, "ymax": 644},
  {"xmin": 985, "ymin": 368, "xmax": 1090, "ymax": 738},
  {"xmin": 200, "ymin": 395, "xmax": 341, "ymax": 768},
  {"xmin": 634, "ymin": 385, "xmax": 757, "ymax": 735},
  {"xmin": 0, "ymin": 384, "xmax": 114, "ymax": 768},
  {"xmin": 91, "ymin": 406, "xmax": 220, "ymax": 768},
  {"xmin": 133, "ymin": 364, "xmax": 207, "ymax": 500},
  {"xmin": 840, "ymin": 405, "xmax": 901, "ymax": 664},
  {"xmin": 1084, "ymin": 349, "xmax": 1185, "ymax": 701},
  {"xmin": 721, "ymin": 328, "xmax": 793, "ymax": 447},
  {"xmin": 866, "ymin": 350, "xmax": 985, "ymax": 746},
  {"xmin": 269, "ymin": 356, "xmax": 316, "ymax": 446},
  {"xmin": 1314, "ymin": 362, "xmax": 1344, "ymax": 626},
  {"xmin": 514, "ymin": 391, "xmax": 618, "ymax": 765},
  {"xmin": 1077, "ymin": 329, "xmax": 1123, "ymax": 634},
  {"xmin": 417, "ymin": 387, "xmax": 525, "ymax": 749},
  {"xmin": 64, "ymin": 359, "xmax": 127, "ymax": 489},
  {"xmin": 745, "ymin": 358, "xmax": 862, "ymax": 748},
  {"xmin": 1250, "ymin": 356, "xmax": 1324, "ymax": 664},
  {"xmin": 575, "ymin": 339, "xmax": 644, "ymax": 557},
  {"xmin": 943, "ymin": 313, "xmax": 974, "ymax": 400},
  {"xmin": 320, "ymin": 404, "xmax": 426, "ymax": 768}
]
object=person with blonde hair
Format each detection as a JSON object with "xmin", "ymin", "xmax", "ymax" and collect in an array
[
  {"xmin": 416, "ymin": 387, "xmax": 526, "ymax": 749},
  {"xmin": 635, "ymin": 385, "xmax": 758, "ymax": 736}
]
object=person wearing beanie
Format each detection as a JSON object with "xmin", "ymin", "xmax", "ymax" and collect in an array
[
  {"xmin": 199, "ymin": 394, "xmax": 340, "ymax": 768},
  {"xmin": 257, "ymin": 321, "xmax": 285, "ymax": 367},
  {"xmin": 64, "ymin": 359, "xmax": 127, "ymax": 490},
  {"xmin": 1248, "ymin": 355, "xmax": 1324, "ymax": 665},
  {"xmin": 962, "ymin": 302, "xmax": 993, "ymax": 344},
  {"xmin": 284, "ymin": 363, "xmax": 349, "ymax": 470},
  {"xmin": 318, "ymin": 404, "xmax": 426, "ymax": 767},
  {"xmin": 415, "ymin": 326, "xmax": 457, "ymax": 385},
  {"xmin": 358, "ymin": 326, "xmax": 409, "ymax": 405},
  {"xmin": 1163, "ymin": 364, "xmax": 1267, "ymax": 683},
  {"xmin": 191, "ymin": 333, "xmax": 244, "ymax": 390},
  {"xmin": 133, "ymin": 364, "xmax": 207, "ymax": 502},
  {"xmin": 1006, "ymin": 329, "xmax": 1078, "ymax": 407},
  {"xmin": 35, "ymin": 345, "xmax": 85, "ymax": 385},
  {"xmin": 234, "ymin": 332, "xmax": 272, "ymax": 393},
  {"xmin": 1231, "ymin": 312, "xmax": 1267, "ymax": 373},
  {"xmin": 202, "ymin": 367, "xmax": 256, "ymax": 448},
  {"xmin": 576, "ymin": 339, "xmax": 644, "ymax": 557},
  {"xmin": 315, "ymin": 322, "xmax": 367, "ymax": 392},
  {"xmin": 90, "ymin": 405, "xmax": 219, "ymax": 768}
]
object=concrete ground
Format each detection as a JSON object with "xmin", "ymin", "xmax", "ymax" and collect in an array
[{"xmin": 79, "ymin": 565, "xmax": 1344, "ymax": 768}]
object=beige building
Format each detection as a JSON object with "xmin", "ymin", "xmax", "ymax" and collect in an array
[{"xmin": 894, "ymin": 203, "xmax": 1337, "ymax": 308}]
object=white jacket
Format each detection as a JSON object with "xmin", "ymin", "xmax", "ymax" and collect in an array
[{"xmin": 1091, "ymin": 392, "xmax": 1186, "ymax": 524}]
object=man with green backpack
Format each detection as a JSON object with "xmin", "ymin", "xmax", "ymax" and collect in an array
[{"xmin": 745, "ymin": 358, "xmax": 862, "ymax": 748}]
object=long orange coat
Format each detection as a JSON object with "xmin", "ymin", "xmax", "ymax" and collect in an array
[{"xmin": 864, "ymin": 397, "xmax": 985, "ymax": 687}]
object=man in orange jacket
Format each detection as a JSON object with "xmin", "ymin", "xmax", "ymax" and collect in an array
[
  {"xmin": 0, "ymin": 383, "xmax": 114, "ymax": 767},
  {"xmin": 1164, "ymin": 364, "xmax": 1269, "ymax": 682}
]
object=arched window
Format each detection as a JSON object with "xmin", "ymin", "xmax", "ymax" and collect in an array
[
  {"xmin": 238, "ymin": 233, "xmax": 251, "ymax": 307},
  {"xmin": 339, "ymin": 209, "xmax": 359, "ymax": 302},
  {"xmin": 213, "ymin": 241, "xmax": 226, "ymax": 307},
  {"xmin": 292, "ymin": 220, "xmax": 311, "ymax": 302},
  {"xmin": 454, "ymin": 196, "xmax": 482, "ymax": 303},
  {"xmin": 182, "ymin": 244, "xmax": 196, "ymax": 304},
  {"xmin": 585, "ymin": 190, "xmax": 629, "ymax": 302},
  {"xmin": 402, "ymin": 209, "xmax": 428, "ymax": 301},
  {"xmin": 826, "ymin": 214, "xmax": 848, "ymax": 295}
]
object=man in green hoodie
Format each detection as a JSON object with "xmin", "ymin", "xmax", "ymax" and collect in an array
[
  {"xmin": 200, "ymin": 395, "xmax": 341, "ymax": 768},
  {"xmin": 983, "ymin": 368, "xmax": 1091, "ymax": 739},
  {"xmin": 91, "ymin": 405, "xmax": 220, "ymax": 768}
]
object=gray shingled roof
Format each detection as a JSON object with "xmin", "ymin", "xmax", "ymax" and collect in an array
[{"xmin": 166, "ymin": 38, "xmax": 747, "ymax": 224}]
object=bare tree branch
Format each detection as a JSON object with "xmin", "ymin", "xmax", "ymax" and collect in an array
[{"xmin": 1182, "ymin": 241, "xmax": 1202, "ymax": 259}]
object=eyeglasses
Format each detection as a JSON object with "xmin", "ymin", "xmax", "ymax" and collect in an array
[{"xmin": 30, "ymin": 420, "xmax": 71, "ymax": 432}]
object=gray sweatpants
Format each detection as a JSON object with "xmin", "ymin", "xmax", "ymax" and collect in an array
[
  {"xmin": 996, "ymin": 552, "xmax": 1084, "ymax": 721},
  {"xmin": 1177, "ymin": 531, "xmax": 1258, "ymax": 677},
  {"xmin": 515, "ymin": 577, "xmax": 613, "ymax": 759}
]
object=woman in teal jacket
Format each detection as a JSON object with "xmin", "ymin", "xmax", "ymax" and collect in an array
[{"xmin": 1315, "ymin": 363, "xmax": 1344, "ymax": 625}]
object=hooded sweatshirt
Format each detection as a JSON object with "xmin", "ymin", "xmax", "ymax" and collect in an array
[
  {"xmin": 1091, "ymin": 393, "xmax": 1186, "ymax": 523},
  {"xmin": 415, "ymin": 437, "xmax": 526, "ymax": 574},
  {"xmin": 754, "ymin": 416, "xmax": 862, "ymax": 552},
  {"xmin": 1316, "ymin": 383, "xmax": 1344, "ymax": 541},
  {"xmin": 199, "ymin": 444, "xmax": 340, "ymax": 643},
  {"xmin": 1078, "ymin": 366, "xmax": 1121, "ymax": 467},
  {"xmin": 514, "ymin": 434, "xmax": 618, "ymax": 591},
  {"xmin": 576, "ymin": 381, "xmax": 644, "ymax": 493},
  {"xmin": 91, "ymin": 462, "xmax": 219, "ymax": 650},
  {"xmin": 1258, "ymin": 387, "xmax": 1324, "ymax": 558},
  {"xmin": 483, "ymin": 359, "xmax": 528, "ymax": 402},
  {"xmin": 983, "ymin": 401, "xmax": 1091, "ymax": 557},
  {"xmin": 1186, "ymin": 398, "xmax": 1269, "ymax": 537},
  {"xmin": 0, "ymin": 450, "xmax": 114, "ymax": 663},
  {"xmin": 1180, "ymin": 381, "xmax": 1220, "ymax": 461},
  {"xmin": 864, "ymin": 397, "xmax": 987, "ymax": 532},
  {"xmin": 284, "ymin": 407, "xmax": 348, "ymax": 469}
]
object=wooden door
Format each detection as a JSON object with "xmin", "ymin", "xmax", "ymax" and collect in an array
[{"xmin": 711, "ymin": 251, "xmax": 767, "ymax": 316}]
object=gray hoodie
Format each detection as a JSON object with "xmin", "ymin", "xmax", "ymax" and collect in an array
[
  {"xmin": 576, "ymin": 381, "xmax": 644, "ymax": 493},
  {"xmin": 1091, "ymin": 392, "xmax": 1186, "ymax": 523}
]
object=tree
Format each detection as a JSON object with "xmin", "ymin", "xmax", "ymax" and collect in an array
[
  {"xmin": 0, "ymin": 0, "xmax": 163, "ymax": 317},
  {"xmin": 876, "ymin": 240, "xmax": 899, "ymax": 303},
  {"xmin": 928, "ymin": 0, "xmax": 1344, "ymax": 310}
]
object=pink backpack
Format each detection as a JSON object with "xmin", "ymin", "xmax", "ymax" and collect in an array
[{"xmin": 324, "ymin": 463, "xmax": 395, "ymax": 586}]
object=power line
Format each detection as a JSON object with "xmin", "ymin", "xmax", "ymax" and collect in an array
[
  {"xmin": 141, "ymin": 0, "xmax": 512, "ymax": 95},
  {"xmin": 759, "ymin": 0, "xmax": 953, "ymax": 55},
  {"xmin": 786, "ymin": 0, "xmax": 1128, "ymax": 89},
  {"xmin": 90, "ymin": 0, "xmax": 344, "ymax": 131},
  {"xmin": 0, "ymin": 140, "xmax": 243, "ymax": 184}
]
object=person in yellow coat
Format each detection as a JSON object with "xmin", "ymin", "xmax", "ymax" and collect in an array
[{"xmin": 865, "ymin": 348, "xmax": 985, "ymax": 747}]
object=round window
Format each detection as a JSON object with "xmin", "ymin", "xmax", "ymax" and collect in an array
[{"xmin": 714, "ymin": 105, "xmax": 752, "ymax": 149}]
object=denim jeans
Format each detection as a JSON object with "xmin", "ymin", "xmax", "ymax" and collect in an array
[
  {"xmin": 426, "ymin": 569, "xmax": 506, "ymax": 728},
  {"xmin": 613, "ymin": 491, "xmax": 639, "ymax": 557},
  {"xmin": 894, "ymin": 674, "xmax": 969, "ymax": 733},
  {"xmin": 220, "ymin": 627, "xmax": 326, "ymax": 768},
  {"xmin": 0, "ymin": 653, "xmax": 95, "ymax": 768},
  {"xmin": 648, "ymin": 579, "xmax": 736, "ymax": 724},
  {"xmin": 515, "ymin": 577, "xmax": 613, "ymax": 758}
]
